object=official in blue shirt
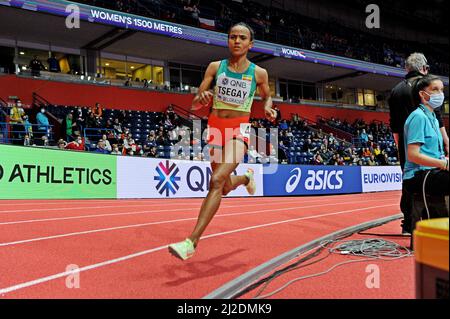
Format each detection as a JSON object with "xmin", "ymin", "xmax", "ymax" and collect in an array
[{"xmin": 402, "ymin": 75, "xmax": 449, "ymax": 215}]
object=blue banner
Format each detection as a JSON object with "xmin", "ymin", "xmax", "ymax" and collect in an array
[
  {"xmin": 2, "ymin": 0, "xmax": 441, "ymax": 81},
  {"xmin": 263, "ymin": 165, "xmax": 362, "ymax": 196}
]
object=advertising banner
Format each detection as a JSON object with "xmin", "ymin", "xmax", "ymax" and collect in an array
[
  {"xmin": 0, "ymin": 144, "xmax": 117, "ymax": 199},
  {"xmin": 263, "ymin": 164, "xmax": 362, "ymax": 196},
  {"xmin": 117, "ymin": 156, "xmax": 264, "ymax": 198},
  {"xmin": 361, "ymin": 166, "xmax": 402, "ymax": 193}
]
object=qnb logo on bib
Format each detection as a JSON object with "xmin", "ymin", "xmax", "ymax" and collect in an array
[
  {"xmin": 216, "ymin": 73, "xmax": 251, "ymax": 106},
  {"xmin": 285, "ymin": 168, "xmax": 302, "ymax": 193},
  {"xmin": 305, "ymin": 170, "xmax": 344, "ymax": 190}
]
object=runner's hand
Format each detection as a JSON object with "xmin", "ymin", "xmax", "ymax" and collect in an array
[
  {"xmin": 191, "ymin": 90, "xmax": 214, "ymax": 111},
  {"xmin": 265, "ymin": 108, "xmax": 277, "ymax": 122}
]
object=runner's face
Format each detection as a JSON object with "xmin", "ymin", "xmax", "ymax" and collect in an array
[{"xmin": 228, "ymin": 26, "xmax": 253, "ymax": 56}]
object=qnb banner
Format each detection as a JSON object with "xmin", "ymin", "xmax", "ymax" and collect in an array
[
  {"xmin": 361, "ymin": 166, "xmax": 402, "ymax": 193},
  {"xmin": 117, "ymin": 157, "xmax": 264, "ymax": 199},
  {"xmin": 0, "ymin": 144, "xmax": 117, "ymax": 199},
  {"xmin": 263, "ymin": 165, "xmax": 362, "ymax": 196}
]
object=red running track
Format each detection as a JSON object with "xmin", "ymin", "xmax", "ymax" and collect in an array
[{"xmin": 0, "ymin": 191, "xmax": 404, "ymax": 299}]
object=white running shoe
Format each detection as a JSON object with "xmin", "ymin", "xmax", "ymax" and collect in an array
[{"xmin": 168, "ymin": 238, "xmax": 195, "ymax": 260}]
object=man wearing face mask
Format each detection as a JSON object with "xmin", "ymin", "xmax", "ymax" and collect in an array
[
  {"xmin": 402, "ymin": 75, "xmax": 449, "ymax": 226},
  {"xmin": 388, "ymin": 53, "xmax": 449, "ymax": 235}
]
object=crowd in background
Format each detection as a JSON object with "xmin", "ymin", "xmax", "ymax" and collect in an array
[
  {"xmin": 1, "ymin": 99, "xmax": 399, "ymax": 166},
  {"xmin": 73, "ymin": 0, "xmax": 448, "ymax": 76}
]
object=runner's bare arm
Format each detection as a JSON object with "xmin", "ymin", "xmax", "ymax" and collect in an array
[
  {"xmin": 191, "ymin": 61, "xmax": 220, "ymax": 111},
  {"xmin": 256, "ymin": 66, "xmax": 276, "ymax": 121}
]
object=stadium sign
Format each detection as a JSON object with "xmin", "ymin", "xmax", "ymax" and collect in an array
[
  {"xmin": 0, "ymin": 0, "xmax": 423, "ymax": 79},
  {"xmin": 0, "ymin": 144, "xmax": 117, "ymax": 199}
]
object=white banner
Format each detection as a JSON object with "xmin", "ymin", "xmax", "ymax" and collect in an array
[
  {"xmin": 361, "ymin": 166, "xmax": 402, "ymax": 193},
  {"xmin": 117, "ymin": 157, "xmax": 264, "ymax": 198}
]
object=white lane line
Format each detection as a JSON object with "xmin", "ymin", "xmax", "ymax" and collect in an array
[
  {"xmin": 0, "ymin": 203, "xmax": 200, "ymax": 214},
  {"xmin": 0, "ymin": 197, "xmax": 397, "ymax": 226},
  {"xmin": 0, "ymin": 197, "xmax": 398, "ymax": 226},
  {"xmin": 0, "ymin": 191, "xmax": 400, "ymax": 206},
  {"xmin": 0, "ymin": 192, "xmax": 400, "ymax": 212},
  {"xmin": 0, "ymin": 203, "xmax": 397, "ymax": 296},
  {"xmin": 0, "ymin": 201, "xmax": 397, "ymax": 246}
]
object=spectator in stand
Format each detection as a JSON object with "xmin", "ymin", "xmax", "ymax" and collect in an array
[
  {"xmin": 74, "ymin": 107, "xmax": 86, "ymax": 132},
  {"xmin": 113, "ymin": 118, "xmax": 123, "ymax": 135},
  {"xmin": 23, "ymin": 134, "xmax": 31, "ymax": 146},
  {"xmin": 328, "ymin": 132, "xmax": 336, "ymax": 145},
  {"xmin": 164, "ymin": 114, "xmax": 173, "ymax": 127},
  {"xmin": 156, "ymin": 131, "xmax": 166, "ymax": 145},
  {"xmin": 86, "ymin": 112, "xmax": 98, "ymax": 128},
  {"xmin": 95, "ymin": 139, "xmax": 110, "ymax": 154},
  {"xmin": 9, "ymin": 99, "xmax": 25, "ymax": 144},
  {"xmin": 313, "ymin": 151, "xmax": 324, "ymax": 165},
  {"xmin": 359, "ymin": 129, "xmax": 369, "ymax": 146},
  {"xmin": 65, "ymin": 136, "xmax": 84, "ymax": 151},
  {"xmin": 57, "ymin": 139, "xmax": 67, "ymax": 150},
  {"xmin": 23, "ymin": 114, "xmax": 33, "ymax": 139},
  {"xmin": 362, "ymin": 147, "xmax": 372, "ymax": 158},
  {"xmin": 29, "ymin": 55, "xmax": 45, "ymax": 77},
  {"xmin": 61, "ymin": 112, "xmax": 77, "ymax": 141},
  {"xmin": 110, "ymin": 144, "xmax": 121, "ymax": 155},
  {"xmin": 36, "ymin": 107, "xmax": 50, "ymax": 138},
  {"xmin": 92, "ymin": 103, "xmax": 103, "ymax": 119},
  {"xmin": 279, "ymin": 119, "xmax": 289, "ymax": 130},
  {"xmin": 102, "ymin": 134, "xmax": 112, "ymax": 152},
  {"xmin": 47, "ymin": 53, "xmax": 60, "ymax": 73},
  {"xmin": 302, "ymin": 138, "xmax": 317, "ymax": 153},
  {"xmin": 373, "ymin": 144, "xmax": 382, "ymax": 161},
  {"xmin": 147, "ymin": 146, "xmax": 158, "ymax": 158},
  {"xmin": 368, "ymin": 155, "xmax": 377, "ymax": 166}
]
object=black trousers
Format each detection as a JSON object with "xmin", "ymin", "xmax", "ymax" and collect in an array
[
  {"xmin": 403, "ymin": 169, "xmax": 449, "ymax": 224},
  {"xmin": 397, "ymin": 133, "xmax": 413, "ymax": 230},
  {"xmin": 403, "ymin": 169, "xmax": 449, "ymax": 197},
  {"xmin": 403, "ymin": 169, "xmax": 449, "ymax": 248}
]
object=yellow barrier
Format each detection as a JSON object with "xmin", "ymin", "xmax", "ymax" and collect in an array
[{"xmin": 414, "ymin": 218, "xmax": 449, "ymax": 299}]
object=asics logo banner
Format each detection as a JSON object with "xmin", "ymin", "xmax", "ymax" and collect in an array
[
  {"xmin": 305, "ymin": 170, "xmax": 343, "ymax": 190},
  {"xmin": 285, "ymin": 168, "xmax": 302, "ymax": 193}
]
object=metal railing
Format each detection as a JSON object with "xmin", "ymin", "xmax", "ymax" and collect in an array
[
  {"xmin": 83, "ymin": 127, "xmax": 113, "ymax": 150},
  {"xmin": 0, "ymin": 122, "xmax": 54, "ymax": 145},
  {"xmin": 316, "ymin": 116, "xmax": 354, "ymax": 142}
]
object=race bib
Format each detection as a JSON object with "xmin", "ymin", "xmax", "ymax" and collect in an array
[{"xmin": 216, "ymin": 73, "xmax": 252, "ymax": 107}]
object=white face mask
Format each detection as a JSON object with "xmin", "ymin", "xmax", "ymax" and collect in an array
[{"xmin": 41, "ymin": 109, "xmax": 45, "ymax": 113}]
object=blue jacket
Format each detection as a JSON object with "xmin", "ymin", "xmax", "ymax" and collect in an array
[{"xmin": 36, "ymin": 112, "xmax": 50, "ymax": 130}]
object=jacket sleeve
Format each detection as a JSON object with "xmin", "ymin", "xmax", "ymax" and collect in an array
[{"xmin": 387, "ymin": 92, "xmax": 401, "ymax": 134}]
